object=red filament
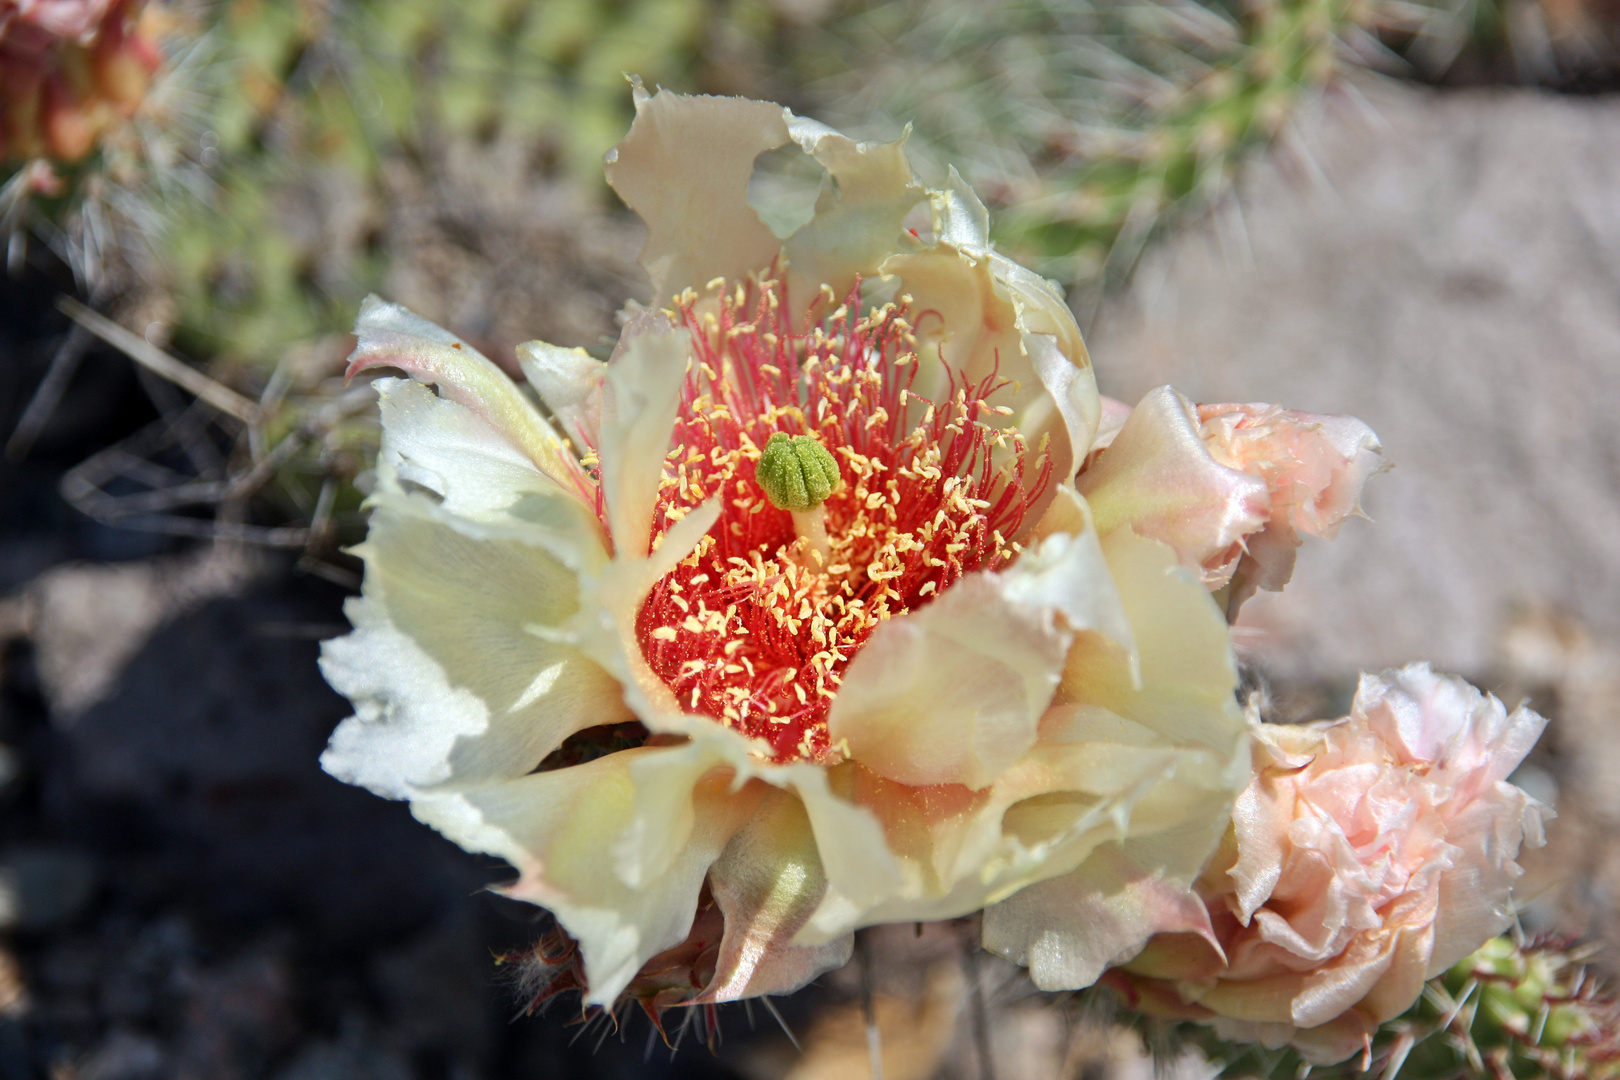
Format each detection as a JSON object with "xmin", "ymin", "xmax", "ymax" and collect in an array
[{"xmin": 630, "ymin": 276, "xmax": 1052, "ymax": 763}]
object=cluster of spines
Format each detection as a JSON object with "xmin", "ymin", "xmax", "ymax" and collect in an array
[
  {"xmin": 1162, "ymin": 935, "xmax": 1620, "ymax": 1079},
  {"xmin": 502, "ymin": 895, "xmax": 726, "ymax": 1051}
]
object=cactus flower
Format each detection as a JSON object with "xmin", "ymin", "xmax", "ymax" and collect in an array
[
  {"xmin": 1068, "ymin": 665, "xmax": 1549, "ymax": 1064},
  {"xmin": 0, "ymin": 0, "xmax": 162, "ymax": 163},
  {"xmin": 318, "ymin": 86, "xmax": 1250, "ymax": 1010},
  {"xmin": 1077, "ymin": 388, "xmax": 1383, "ymax": 616}
]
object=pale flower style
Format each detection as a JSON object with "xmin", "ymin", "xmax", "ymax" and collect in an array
[
  {"xmin": 1083, "ymin": 664, "xmax": 1549, "ymax": 1064},
  {"xmin": 1077, "ymin": 388, "xmax": 1383, "ymax": 616},
  {"xmin": 318, "ymin": 85, "xmax": 1250, "ymax": 1009}
]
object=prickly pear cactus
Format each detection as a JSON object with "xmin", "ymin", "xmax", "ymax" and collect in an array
[
  {"xmin": 799, "ymin": 0, "xmax": 1357, "ymax": 315},
  {"xmin": 1179, "ymin": 936, "xmax": 1620, "ymax": 1079}
]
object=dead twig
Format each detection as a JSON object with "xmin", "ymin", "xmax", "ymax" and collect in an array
[{"xmin": 57, "ymin": 296, "xmax": 261, "ymax": 424}]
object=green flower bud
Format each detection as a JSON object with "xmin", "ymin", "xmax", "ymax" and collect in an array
[{"xmin": 755, "ymin": 432, "xmax": 840, "ymax": 512}]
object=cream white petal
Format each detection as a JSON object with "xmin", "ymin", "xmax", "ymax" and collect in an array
[
  {"xmin": 1079, "ymin": 387, "xmax": 1270, "ymax": 582},
  {"xmin": 320, "ymin": 492, "xmax": 629, "ymax": 796},
  {"xmin": 782, "ymin": 117, "xmax": 924, "ymax": 306},
  {"xmin": 829, "ymin": 496, "xmax": 1129, "ymax": 791},
  {"xmin": 700, "ymin": 788, "xmax": 855, "ymax": 1001},
  {"xmin": 982, "ymin": 831, "xmax": 1224, "ymax": 991},
  {"xmin": 567, "ymin": 500, "xmax": 724, "ymax": 735},
  {"xmin": 1061, "ymin": 526, "xmax": 1248, "ymax": 759},
  {"xmin": 1025, "ymin": 330, "xmax": 1100, "ymax": 483},
  {"xmin": 973, "ymin": 527, "xmax": 1250, "ymax": 990},
  {"xmin": 346, "ymin": 296, "xmax": 585, "ymax": 498},
  {"xmin": 515, "ymin": 339, "xmax": 605, "ymax": 452},
  {"xmin": 879, "ymin": 242, "xmax": 1097, "ymax": 530},
  {"xmin": 321, "ymin": 595, "xmax": 489, "ymax": 801},
  {"xmin": 817, "ymin": 520, "xmax": 1245, "ymax": 944},
  {"xmin": 606, "ymin": 82, "xmax": 790, "ymax": 302},
  {"xmin": 828, "ymin": 571, "xmax": 1067, "ymax": 790},
  {"xmin": 1013, "ymin": 486, "xmax": 1136, "ymax": 658},
  {"xmin": 991, "ymin": 250, "xmax": 1100, "ymax": 455},
  {"xmin": 411, "ymin": 746, "xmax": 759, "ymax": 1006},
  {"xmin": 597, "ymin": 312, "xmax": 691, "ymax": 558},
  {"xmin": 370, "ymin": 378, "xmax": 598, "ymax": 543},
  {"xmin": 931, "ymin": 167, "xmax": 991, "ymax": 253}
]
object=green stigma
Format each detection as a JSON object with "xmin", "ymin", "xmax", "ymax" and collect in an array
[{"xmin": 755, "ymin": 432, "xmax": 840, "ymax": 512}]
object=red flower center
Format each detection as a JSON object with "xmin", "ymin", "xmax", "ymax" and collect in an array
[{"xmin": 632, "ymin": 276, "xmax": 1051, "ymax": 763}]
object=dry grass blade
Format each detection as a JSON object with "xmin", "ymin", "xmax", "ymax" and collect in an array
[{"xmin": 57, "ymin": 297, "xmax": 261, "ymax": 425}]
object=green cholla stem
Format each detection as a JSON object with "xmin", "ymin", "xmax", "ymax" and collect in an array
[{"xmin": 756, "ymin": 432, "xmax": 840, "ymax": 567}]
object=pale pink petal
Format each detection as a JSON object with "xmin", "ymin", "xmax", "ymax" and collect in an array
[
  {"xmin": 1196, "ymin": 403, "xmax": 1383, "ymax": 612},
  {"xmin": 1117, "ymin": 664, "xmax": 1549, "ymax": 1061},
  {"xmin": 1429, "ymin": 789, "xmax": 1547, "ymax": 972},
  {"xmin": 1078, "ymin": 386, "xmax": 1269, "ymax": 585},
  {"xmin": 1195, "ymin": 403, "xmax": 1383, "ymax": 541}
]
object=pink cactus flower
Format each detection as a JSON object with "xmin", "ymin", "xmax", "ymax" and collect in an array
[
  {"xmin": 1079, "ymin": 664, "xmax": 1550, "ymax": 1064},
  {"xmin": 1077, "ymin": 388, "xmax": 1383, "ymax": 616}
]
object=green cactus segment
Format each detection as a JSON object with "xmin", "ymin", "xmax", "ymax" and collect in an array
[{"xmin": 755, "ymin": 433, "xmax": 840, "ymax": 513}]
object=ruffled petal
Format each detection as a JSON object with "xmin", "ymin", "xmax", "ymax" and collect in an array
[
  {"xmin": 1078, "ymin": 387, "xmax": 1269, "ymax": 584},
  {"xmin": 982, "ymin": 833, "xmax": 1224, "ymax": 992},
  {"xmin": 828, "ymin": 571, "xmax": 1066, "ymax": 790},
  {"xmin": 345, "ymin": 296, "xmax": 586, "ymax": 498},
  {"xmin": 515, "ymin": 339, "xmax": 605, "ymax": 452},
  {"xmin": 700, "ymin": 788, "xmax": 854, "ymax": 1001},
  {"xmin": 783, "ymin": 117, "xmax": 924, "ymax": 306},
  {"xmin": 412, "ymin": 744, "xmax": 761, "ymax": 1006},
  {"xmin": 597, "ymin": 312, "xmax": 691, "ymax": 557},
  {"xmin": 319, "ymin": 490, "xmax": 626, "ymax": 797},
  {"xmin": 1196, "ymin": 404, "xmax": 1384, "ymax": 541},
  {"xmin": 1430, "ymin": 790, "xmax": 1547, "ymax": 972},
  {"xmin": 606, "ymin": 82, "xmax": 790, "ymax": 302},
  {"xmin": 1193, "ymin": 402, "xmax": 1384, "ymax": 611}
]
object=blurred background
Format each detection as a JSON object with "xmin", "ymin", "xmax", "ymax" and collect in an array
[{"xmin": 2, "ymin": 0, "xmax": 1618, "ymax": 1076}]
